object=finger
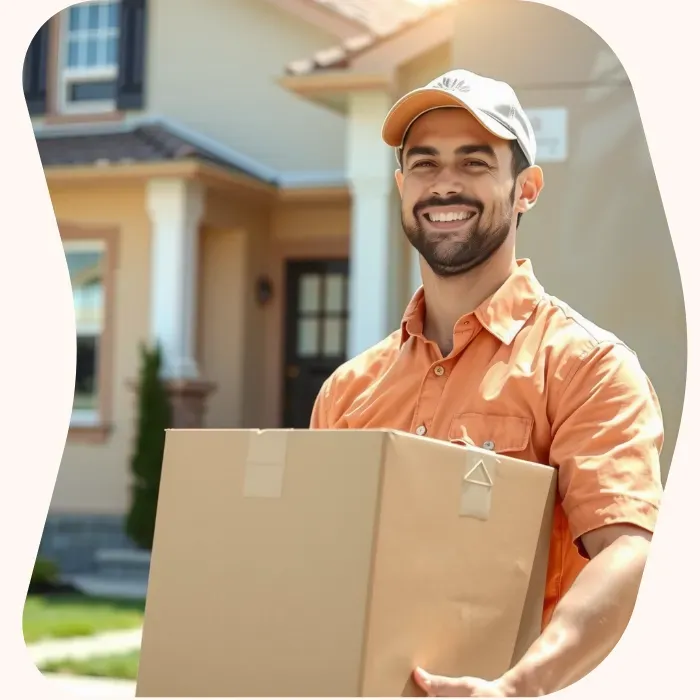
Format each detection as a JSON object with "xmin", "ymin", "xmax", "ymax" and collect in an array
[{"xmin": 414, "ymin": 667, "xmax": 468, "ymax": 697}]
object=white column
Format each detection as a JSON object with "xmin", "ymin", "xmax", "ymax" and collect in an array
[
  {"xmin": 146, "ymin": 178, "xmax": 204, "ymax": 379},
  {"xmin": 346, "ymin": 90, "xmax": 399, "ymax": 358}
]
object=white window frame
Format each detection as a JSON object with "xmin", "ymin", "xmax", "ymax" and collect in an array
[
  {"xmin": 57, "ymin": 0, "xmax": 121, "ymax": 115},
  {"xmin": 64, "ymin": 239, "xmax": 106, "ymax": 427}
]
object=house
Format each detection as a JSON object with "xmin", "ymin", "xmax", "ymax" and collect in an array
[{"xmin": 27, "ymin": 0, "xmax": 684, "ymax": 582}]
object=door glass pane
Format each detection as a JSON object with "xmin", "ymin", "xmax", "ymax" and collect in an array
[
  {"xmin": 323, "ymin": 318, "xmax": 344, "ymax": 356},
  {"xmin": 299, "ymin": 274, "xmax": 321, "ymax": 313},
  {"xmin": 297, "ymin": 319, "xmax": 319, "ymax": 357},
  {"xmin": 325, "ymin": 274, "xmax": 345, "ymax": 313}
]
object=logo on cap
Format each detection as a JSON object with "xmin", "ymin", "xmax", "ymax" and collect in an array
[{"xmin": 434, "ymin": 76, "xmax": 472, "ymax": 93}]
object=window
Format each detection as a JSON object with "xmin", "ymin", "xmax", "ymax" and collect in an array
[
  {"xmin": 295, "ymin": 271, "xmax": 348, "ymax": 359},
  {"xmin": 65, "ymin": 240, "xmax": 106, "ymax": 426},
  {"xmin": 58, "ymin": 1, "xmax": 121, "ymax": 114}
]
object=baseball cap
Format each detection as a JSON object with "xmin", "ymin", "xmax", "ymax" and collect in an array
[{"xmin": 382, "ymin": 69, "xmax": 537, "ymax": 166}]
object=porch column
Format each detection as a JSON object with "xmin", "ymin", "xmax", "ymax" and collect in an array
[
  {"xmin": 145, "ymin": 178, "xmax": 214, "ymax": 427},
  {"xmin": 346, "ymin": 90, "xmax": 400, "ymax": 358}
]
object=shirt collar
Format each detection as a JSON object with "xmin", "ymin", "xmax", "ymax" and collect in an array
[{"xmin": 400, "ymin": 258, "xmax": 545, "ymax": 347}]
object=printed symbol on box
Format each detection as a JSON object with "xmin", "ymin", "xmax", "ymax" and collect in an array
[{"xmin": 460, "ymin": 459, "xmax": 494, "ymax": 521}]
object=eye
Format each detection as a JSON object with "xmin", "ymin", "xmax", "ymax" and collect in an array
[
  {"xmin": 464, "ymin": 159, "xmax": 488, "ymax": 168},
  {"xmin": 411, "ymin": 160, "xmax": 435, "ymax": 169}
]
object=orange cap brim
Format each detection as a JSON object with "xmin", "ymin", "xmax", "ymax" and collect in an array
[{"xmin": 381, "ymin": 88, "xmax": 516, "ymax": 148}]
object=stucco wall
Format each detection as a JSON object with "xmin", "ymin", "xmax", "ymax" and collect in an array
[
  {"xmin": 147, "ymin": 0, "xmax": 347, "ymax": 175},
  {"xmin": 48, "ymin": 182, "xmax": 151, "ymax": 514}
]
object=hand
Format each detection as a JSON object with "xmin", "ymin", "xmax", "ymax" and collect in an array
[{"xmin": 413, "ymin": 667, "xmax": 515, "ymax": 697}]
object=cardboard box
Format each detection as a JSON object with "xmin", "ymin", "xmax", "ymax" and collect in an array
[{"xmin": 136, "ymin": 428, "xmax": 556, "ymax": 697}]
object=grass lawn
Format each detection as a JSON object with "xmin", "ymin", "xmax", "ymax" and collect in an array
[
  {"xmin": 23, "ymin": 594, "xmax": 145, "ymax": 644},
  {"xmin": 39, "ymin": 649, "xmax": 140, "ymax": 681}
]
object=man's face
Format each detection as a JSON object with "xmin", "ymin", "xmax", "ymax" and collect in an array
[{"xmin": 396, "ymin": 107, "xmax": 521, "ymax": 278}]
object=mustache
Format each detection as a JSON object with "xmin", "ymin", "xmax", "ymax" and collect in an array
[{"xmin": 413, "ymin": 195, "xmax": 484, "ymax": 218}]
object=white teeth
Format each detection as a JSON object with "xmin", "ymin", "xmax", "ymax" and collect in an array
[{"xmin": 427, "ymin": 211, "xmax": 472, "ymax": 222}]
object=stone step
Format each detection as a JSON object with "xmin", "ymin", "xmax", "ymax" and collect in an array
[
  {"xmin": 65, "ymin": 574, "xmax": 149, "ymax": 600},
  {"xmin": 94, "ymin": 548, "xmax": 151, "ymax": 580}
]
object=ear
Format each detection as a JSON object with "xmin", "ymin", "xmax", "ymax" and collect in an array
[
  {"xmin": 394, "ymin": 168, "xmax": 404, "ymax": 196},
  {"xmin": 515, "ymin": 165, "xmax": 544, "ymax": 215}
]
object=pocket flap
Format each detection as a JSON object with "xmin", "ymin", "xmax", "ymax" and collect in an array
[{"xmin": 448, "ymin": 412, "xmax": 533, "ymax": 454}]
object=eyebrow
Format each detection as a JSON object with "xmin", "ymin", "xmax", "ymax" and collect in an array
[{"xmin": 404, "ymin": 144, "xmax": 498, "ymax": 160}]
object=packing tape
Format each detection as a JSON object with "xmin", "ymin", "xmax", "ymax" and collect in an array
[
  {"xmin": 243, "ymin": 431, "xmax": 288, "ymax": 498},
  {"xmin": 460, "ymin": 454, "xmax": 494, "ymax": 521}
]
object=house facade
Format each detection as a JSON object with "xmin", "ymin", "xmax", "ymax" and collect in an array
[{"xmin": 27, "ymin": 0, "xmax": 684, "ymax": 577}]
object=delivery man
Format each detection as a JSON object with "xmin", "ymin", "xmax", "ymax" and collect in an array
[{"xmin": 310, "ymin": 69, "xmax": 664, "ymax": 697}]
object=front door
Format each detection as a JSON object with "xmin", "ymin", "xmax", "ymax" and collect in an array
[{"xmin": 283, "ymin": 259, "xmax": 350, "ymax": 428}]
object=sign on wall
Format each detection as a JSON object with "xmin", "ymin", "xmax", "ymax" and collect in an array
[{"xmin": 525, "ymin": 107, "xmax": 568, "ymax": 163}]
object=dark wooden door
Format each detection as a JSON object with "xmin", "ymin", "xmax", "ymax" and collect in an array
[{"xmin": 283, "ymin": 259, "xmax": 350, "ymax": 428}]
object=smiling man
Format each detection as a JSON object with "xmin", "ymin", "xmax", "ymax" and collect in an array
[{"xmin": 310, "ymin": 69, "xmax": 664, "ymax": 697}]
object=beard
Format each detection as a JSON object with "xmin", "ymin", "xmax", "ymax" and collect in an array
[{"xmin": 402, "ymin": 187, "xmax": 516, "ymax": 278}]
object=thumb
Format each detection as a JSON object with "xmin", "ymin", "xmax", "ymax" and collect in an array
[{"xmin": 413, "ymin": 667, "xmax": 466, "ymax": 697}]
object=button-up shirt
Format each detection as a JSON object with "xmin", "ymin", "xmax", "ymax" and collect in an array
[{"xmin": 310, "ymin": 258, "xmax": 663, "ymax": 628}]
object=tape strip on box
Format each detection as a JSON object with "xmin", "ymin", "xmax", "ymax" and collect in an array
[{"xmin": 243, "ymin": 431, "xmax": 288, "ymax": 498}]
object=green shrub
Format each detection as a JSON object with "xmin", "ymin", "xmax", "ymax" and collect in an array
[
  {"xmin": 30, "ymin": 557, "xmax": 59, "ymax": 587},
  {"xmin": 124, "ymin": 342, "xmax": 172, "ymax": 550}
]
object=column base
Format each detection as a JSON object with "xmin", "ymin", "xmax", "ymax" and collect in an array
[
  {"xmin": 127, "ymin": 377, "xmax": 217, "ymax": 429},
  {"xmin": 164, "ymin": 379, "xmax": 217, "ymax": 429}
]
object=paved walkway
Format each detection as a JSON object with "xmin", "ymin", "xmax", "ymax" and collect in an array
[
  {"xmin": 28, "ymin": 627, "xmax": 143, "ymax": 665},
  {"xmin": 29, "ymin": 628, "xmax": 141, "ymax": 697}
]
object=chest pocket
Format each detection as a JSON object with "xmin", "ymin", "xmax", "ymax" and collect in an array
[{"xmin": 448, "ymin": 412, "xmax": 533, "ymax": 457}]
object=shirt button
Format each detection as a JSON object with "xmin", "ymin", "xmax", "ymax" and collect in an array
[
  {"xmin": 416, "ymin": 425, "xmax": 427, "ymax": 436},
  {"xmin": 482, "ymin": 440, "xmax": 495, "ymax": 451},
  {"xmin": 433, "ymin": 365, "xmax": 445, "ymax": 377}
]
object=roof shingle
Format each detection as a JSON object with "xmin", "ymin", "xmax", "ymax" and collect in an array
[
  {"xmin": 35, "ymin": 123, "xmax": 260, "ymax": 179},
  {"xmin": 285, "ymin": 0, "xmax": 455, "ymax": 76}
]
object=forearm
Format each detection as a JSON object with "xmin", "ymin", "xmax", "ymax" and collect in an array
[{"xmin": 501, "ymin": 534, "xmax": 650, "ymax": 696}]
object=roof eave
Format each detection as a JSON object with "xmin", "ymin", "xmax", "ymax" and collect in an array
[
  {"xmin": 278, "ymin": 71, "xmax": 393, "ymax": 113},
  {"xmin": 43, "ymin": 158, "xmax": 278, "ymax": 199},
  {"xmin": 280, "ymin": 3, "xmax": 457, "ymax": 110}
]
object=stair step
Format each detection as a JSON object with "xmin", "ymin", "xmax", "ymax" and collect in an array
[{"xmin": 94, "ymin": 548, "xmax": 151, "ymax": 580}]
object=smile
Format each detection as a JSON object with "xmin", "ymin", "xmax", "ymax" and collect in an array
[{"xmin": 423, "ymin": 210, "xmax": 476, "ymax": 223}]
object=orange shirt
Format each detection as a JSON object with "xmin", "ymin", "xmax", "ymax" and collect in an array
[{"xmin": 310, "ymin": 259, "xmax": 663, "ymax": 629}]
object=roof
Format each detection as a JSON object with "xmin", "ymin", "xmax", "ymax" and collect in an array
[
  {"xmin": 35, "ymin": 122, "xmax": 262, "ymax": 180},
  {"xmin": 310, "ymin": 0, "xmax": 430, "ymax": 34},
  {"xmin": 285, "ymin": 0, "xmax": 454, "ymax": 76}
]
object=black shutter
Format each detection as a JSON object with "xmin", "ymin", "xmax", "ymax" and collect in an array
[
  {"xmin": 116, "ymin": 0, "xmax": 148, "ymax": 110},
  {"xmin": 23, "ymin": 20, "xmax": 50, "ymax": 116}
]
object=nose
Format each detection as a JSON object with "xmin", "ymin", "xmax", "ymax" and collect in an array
[{"xmin": 431, "ymin": 170, "xmax": 463, "ymax": 198}]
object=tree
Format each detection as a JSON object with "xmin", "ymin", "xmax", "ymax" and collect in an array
[{"xmin": 125, "ymin": 342, "xmax": 172, "ymax": 550}]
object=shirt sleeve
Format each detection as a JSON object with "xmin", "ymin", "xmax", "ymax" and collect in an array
[
  {"xmin": 309, "ymin": 377, "xmax": 332, "ymax": 429},
  {"xmin": 549, "ymin": 340, "xmax": 664, "ymax": 547}
]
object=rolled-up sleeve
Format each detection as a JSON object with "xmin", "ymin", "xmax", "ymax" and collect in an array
[
  {"xmin": 549, "ymin": 341, "xmax": 664, "ymax": 545},
  {"xmin": 309, "ymin": 377, "xmax": 332, "ymax": 429}
]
